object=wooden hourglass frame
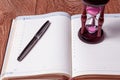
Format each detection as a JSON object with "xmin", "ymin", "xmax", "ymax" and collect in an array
[{"xmin": 78, "ymin": 0, "xmax": 109, "ymax": 44}]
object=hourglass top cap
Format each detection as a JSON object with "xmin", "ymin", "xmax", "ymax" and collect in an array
[{"xmin": 82, "ymin": 0, "xmax": 109, "ymax": 7}]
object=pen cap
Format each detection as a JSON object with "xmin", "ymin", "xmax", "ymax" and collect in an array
[
  {"xmin": 35, "ymin": 20, "xmax": 51, "ymax": 37},
  {"xmin": 82, "ymin": 0, "xmax": 109, "ymax": 7}
]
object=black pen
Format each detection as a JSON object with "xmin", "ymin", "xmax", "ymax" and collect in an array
[{"xmin": 17, "ymin": 20, "xmax": 51, "ymax": 62}]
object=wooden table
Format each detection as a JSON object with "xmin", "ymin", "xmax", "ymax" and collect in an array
[{"xmin": 0, "ymin": 0, "xmax": 120, "ymax": 74}]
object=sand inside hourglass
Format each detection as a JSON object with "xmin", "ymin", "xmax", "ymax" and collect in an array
[{"xmin": 86, "ymin": 25, "xmax": 98, "ymax": 33}]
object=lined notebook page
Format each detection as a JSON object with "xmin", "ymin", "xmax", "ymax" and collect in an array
[
  {"xmin": 71, "ymin": 14, "xmax": 120, "ymax": 77},
  {"xmin": 1, "ymin": 12, "xmax": 72, "ymax": 78}
]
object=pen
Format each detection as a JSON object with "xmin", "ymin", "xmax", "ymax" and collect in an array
[{"xmin": 17, "ymin": 20, "xmax": 51, "ymax": 62}]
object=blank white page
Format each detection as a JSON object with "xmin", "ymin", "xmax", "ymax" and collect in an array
[
  {"xmin": 1, "ymin": 12, "xmax": 72, "ymax": 78},
  {"xmin": 72, "ymin": 14, "xmax": 120, "ymax": 77}
]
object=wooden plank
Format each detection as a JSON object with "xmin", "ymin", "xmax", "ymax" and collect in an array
[
  {"xmin": 0, "ymin": 0, "xmax": 37, "ymax": 73},
  {"xmin": 36, "ymin": 0, "xmax": 83, "ymax": 15},
  {"xmin": 105, "ymin": 0, "xmax": 120, "ymax": 13},
  {"xmin": 36, "ymin": 0, "xmax": 120, "ymax": 15}
]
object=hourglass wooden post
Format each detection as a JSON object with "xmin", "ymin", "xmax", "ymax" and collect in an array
[{"xmin": 78, "ymin": 0, "xmax": 109, "ymax": 44}]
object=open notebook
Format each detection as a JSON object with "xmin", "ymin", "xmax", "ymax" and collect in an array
[{"xmin": 0, "ymin": 12, "xmax": 120, "ymax": 80}]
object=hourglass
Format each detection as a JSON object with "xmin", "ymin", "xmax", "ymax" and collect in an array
[{"xmin": 78, "ymin": 0, "xmax": 109, "ymax": 44}]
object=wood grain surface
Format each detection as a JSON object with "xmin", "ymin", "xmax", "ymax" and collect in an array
[{"xmin": 0, "ymin": 0, "xmax": 120, "ymax": 78}]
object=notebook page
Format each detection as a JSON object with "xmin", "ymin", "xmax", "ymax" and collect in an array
[
  {"xmin": 1, "ymin": 12, "xmax": 72, "ymax": 78},
  {"xmin": 71, "ymin": 14, "xmax": 120, "ymax": 77}
]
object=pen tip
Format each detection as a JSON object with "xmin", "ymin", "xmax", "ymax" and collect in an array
[{"xmin": 46, "ymin": 20, "xmax": 49, "ymax": 22}]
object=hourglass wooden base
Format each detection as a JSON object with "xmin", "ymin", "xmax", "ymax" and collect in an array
[{"xmin": 78, "ymin": 27, "xmax": 104, "ymax": 44}]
